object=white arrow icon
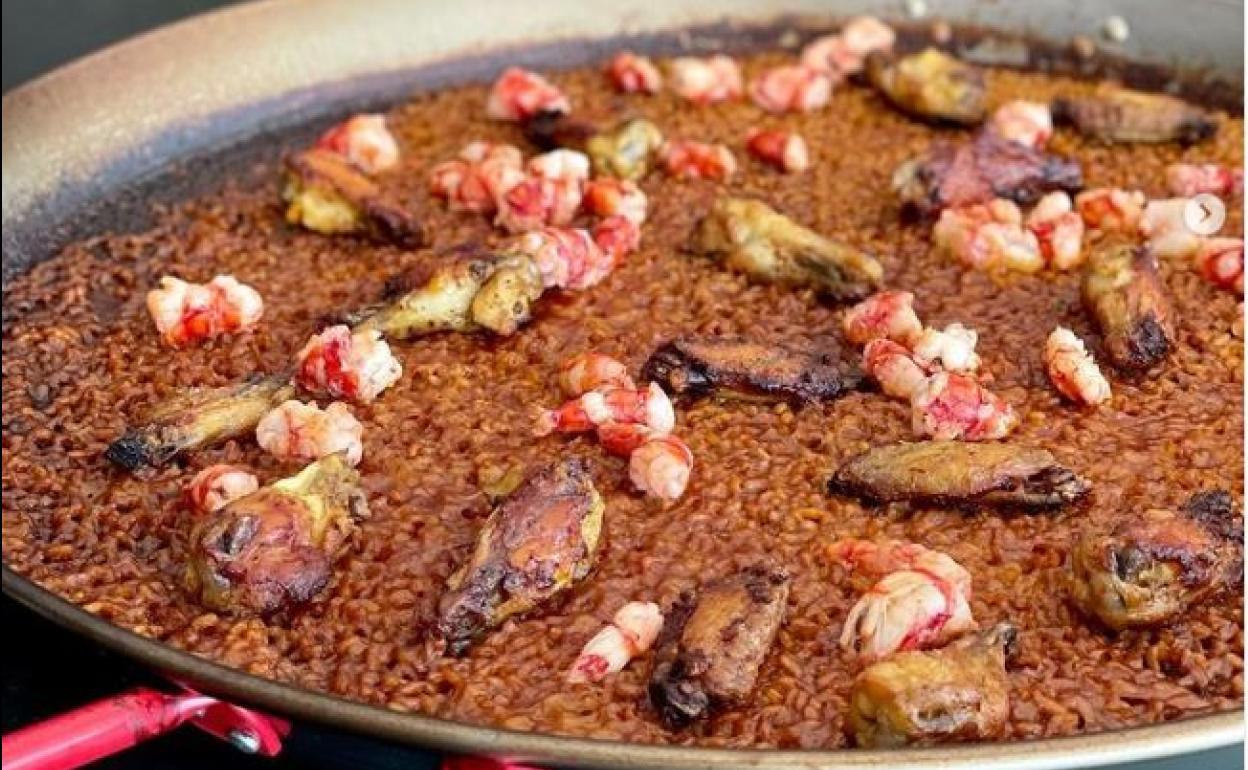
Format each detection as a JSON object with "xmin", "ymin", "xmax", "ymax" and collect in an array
[{"xmin": 1184, "ymin": 194, "xmax": 1226, "ymax": 236}]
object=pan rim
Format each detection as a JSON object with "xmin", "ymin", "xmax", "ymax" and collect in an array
[{"xmin": 3, "ymin": 0, "xmax": 1243, "ymax": 766}]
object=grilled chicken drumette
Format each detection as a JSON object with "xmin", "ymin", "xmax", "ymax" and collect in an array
[
  {"xmin": 689, "ymin": 197, "xmax": 884, "ymax": 302},
  {"xmin": 648, "ymin": 564, "xmax": 791, "ymax": 728},
  {"xmin": 866, "ymin": 48, "xmax": 987, "ymax": 125},
  {"xmin": 283, "ymin": 149, "xmax": 425, "ymax": 246},
  {"xmin": 641, "ymin": 336, "xmax": 863, "ymax": 406},
  {"xmin": 437, "ymin": 458, "xmax": 605, "ymax": 654},
  {"xmin": 1052, "ymin": 86, "xmax": 1218, "ymax": 145},
  {"xmin": 828, "ymin": 441, "xmax": 1091, "ymax": 510},
  {"xmin": 1069, "ymin": 490, "xmax": 1242, "ymax": 630},
  {"xmin": 1081, "ymin": 240, "xmax": 1175, "ymax": 372},
  {"xmin": 185, "ymin": 453, "xmax": 369, "ymax": 615},
  {"xmin": 849, "ymin": 622, "xmax": 1018, "ymax": 747},
  {"xmin": 105, "ymin": 374, "xmax": 296, "ymax": 471}
]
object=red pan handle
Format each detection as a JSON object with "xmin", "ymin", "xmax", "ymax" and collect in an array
[{"xmin": 1, "ymin": 686, "xmax": 287, "ymax": 770}]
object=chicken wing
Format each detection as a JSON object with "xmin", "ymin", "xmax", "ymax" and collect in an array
[
  {"xmin": 641, "ymin": 336, "xmax": 862, "ymax": 406},
  {"xmin": 105, "ymin": 374, "xmax": 296, "ymax": 472},
  {"xmin": 283, "ymin": 149, "xmax": 425, "ymax": 246},
  {"xmin": 689, "ymin": 197, "xmax": 884, "ymax": 302},
  {"xmin": 1081, "ymin": 240, "xmax": 1175, "ymax": 372},
  {"xmin": 866, "ymin": 48, "xmax": 986, "ymax": 125},
  {"xmin": 1069, "ymin": 490, "xmax": 1242, "ymax": 630},
  {"xmin": 1052, "ymin": 86, "xmax": 1217, "ymax": 144},
  {"xmin": 184, "ymin": 453, "xmax": 369, "ymax": 615},
  {"xmin": 648, "ymin": 564, "xmax": 791, "ymax": 728},
  {"xmin": 828, "ymin": 441, "xmax": 1091, "ymax": 510},
  {"xmin": 353, "ymin": 250, "xmax": 544, "ymax": 339},
  {"xmin": 524, "ymin": 113, "xmax": 665, "ymax": 182},
  {"xmin": 848, "ymin": 622, "xmax": 1017, "ymax": 747},
  {"xmin": 437, "ymin": 458, "xmax": 605, "ymax": 654},
  {"xmin": 893, "ymin": 131, "xmax": 1084, "ymax": 218}
]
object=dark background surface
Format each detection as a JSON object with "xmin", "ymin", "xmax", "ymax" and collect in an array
[{"xmin": 1, "ymin": 2, "xmax": 1244, "ymax": 769}]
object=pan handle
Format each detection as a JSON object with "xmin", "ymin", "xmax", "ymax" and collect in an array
[{"xmin": 1, "ymin": 686, "xmax": 287, "ymax": 770}]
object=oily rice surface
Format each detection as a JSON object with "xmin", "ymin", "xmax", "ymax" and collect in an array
[{"xmin": 3, "ymin": 56, "xmax": 1244, "ymax": 748}]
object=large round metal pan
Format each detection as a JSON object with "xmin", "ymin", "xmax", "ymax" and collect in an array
[{"xmin": 2, "ymin": 1, "xmax": 1243, "ymax": 767}]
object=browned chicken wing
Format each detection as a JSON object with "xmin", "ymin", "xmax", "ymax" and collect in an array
[
  {"xmin": 1052, "ymin": 86, "xmax": 1218, "ymax": 144},
  {"xmin": 1070, "ymin": 490, "xmax": 1242, "ymax": 631},
  {"xmin": 689, "ymin": 197, "xmax": 884, "ymax": 302},
  {"xmin": 283, "ymin": 149, "xmax": 425, "ymax": 246},
  {"xmin": 353, "ymin": 249, "xmax": 544, "ymax": 339},
  {"xmin": 893, "ymin": 131, "xmax": 1084, "ymax": 218},
  {"xmin": 1081, "ymin": 240, "xmax": 1175, "ymax": 372},
  {"xmin": 437, "ymin": 458, "xmax": 605, "ymax": 654},
  {"xmin": 523, "ymin": 112, "xmax": 664, "ymax": 181},
  {"xmin": 105, "ymin": 374, "xmax": 295, "ymax": 472},
  {"xmin": 866, "ymin": 48, "xmax": 987, "ymax": 125},
  {"xmin": 648, "ymin": 564, "xmax": 791, "ymax": 728},
  {"xmin": 849, "ymin": 622, "xmax": 1017, "ymax": 747},
  {"xmin": 828, "ymin": 441, "xmax": 1091, "ymax": 510},
  {"xmin": 185, "ymin": 453, "xmax": 369, "ymax": 615},
  {"xmin": 641, "ymin": 336, "xmax": 863, "ymax": 406}
]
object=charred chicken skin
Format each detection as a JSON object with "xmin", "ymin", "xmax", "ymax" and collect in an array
[
  {"xmin": 689, "ymin": 197, "xmax": 884, "ymax": 302},
  {"xmin": 641, "ymin": 336, "xmax": 863, "ymax": 406},
  {"xmin": 828, "ymin": 441, "xmax": 1091, "ymax": 510},
  {"xmin": 105, "ymin": 374, "xmax": 296, "ymax": 472},
  {"xmin": 1052, "ymin": 86, "xmax": 1218, "ymax": 145},
  {"xmin": 1081, "ymin": 240, "xmax": 1175, "ymax": 372},
  {"xmin": 1070, "ymin": 490, "xmax": 1242, "ymax": 631},
  {"xmin": 893, "ymin": 131, "xmax": 1084, "ymax": 219},
  {"xmin": 283, "ymin": 149, "xmax": 425, "ymax": 246},
  {"xmin": 648, "ymin": 564, "xmax": 791, "ymax": 728},
  {"xmin": 849, "ymin": 622, "xmax": 1018, "ymax": 747},
  {"xmin": 185, "ymin": 453, "xmax": 369, "ymax": 615},
  {"xmin": 437, "ymin": 458, "xmax": 605, "ymax": 654}
]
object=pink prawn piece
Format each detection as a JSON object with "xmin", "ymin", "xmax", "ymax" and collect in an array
[
  {"xmin": 146, "ymin": 274, "xmax": 264, "ymax": 349},
  {"xmin": 1044, "ymin": 327, "xmax": 1111, "ymax": 406},
  {"xmin": 745, "ymin": 129, "xmax": 810, "ymax": 174},
  {"xmin": 841, "ymin": 290, "xmax": 923, "ymax": 346},
  {"xmin": 1166, "ymin": 163, "xmax": 1243, "ymax": 198},
  {"xmin": 597, "ymin": 422, "xmax": 656, "ymax": 457},
  {"xmin": 1075, "ymin": 187, "xmax": 1147, "ymax": 233},
  {"xmin": 557, "ymin": 352, "xmax": 635, "ymax": 397},
  {"xmin": 659, "ymin": 140, "xmax": 737, "ymax": 181},
  {"xmin": 985, "ymin": 100, "xmax": 1053, "ymax": 149},
  {"xmin": 567, "ymin": 601, "xmax": 664, "ymax": 684},
  {"xmin": 184, "ymin": 464, "xmax": 259, "ymax": 513},
  {"xmin": 910, "ymin": 323, "xmax": 981, "ymax": 374},
  {"xmin": 583, "ymin": 178, "xmax": 648, "ymax": 226},
  {"xmin": 1025, "ymin": 191, "xmax": 1085, "ymax": 270},
  {"xmin": 910, "ymin": 371, "xmax": 1017, "ymax": 441},
  {"xmin": 485, "ymin": 67, "xmax": 570, "ymax": 121},
  {"xmin": 536, "ymin": 382, "xmax": 675, "ymax": 437},
  {"xmin": 510, "ymin": 226, "xmax": 615, "ymax": 290},
  {"xmin": 933, "ymin": 200, "xmax": 1043, "ymax": 273},
  {"xmin": 255, "ymin": 400, "xmax": 364, "ymax": 466},
  {"xmin": 591, "ymin": 216, "xmax": 641, "ymax": 265},
  {"xmin": 800, "ymin": 16, "xmax": 895, "ymax": 78},
  {"xmin": 748, "ymin": 65, "xmax": 833, "ymax": 114},
  {"xmin": 428, "ymin": 141, "xmax": 525, "ymax": 214},
  {"xmin": 829, "ymin": 538, "xmax": 976, "ymax": 660},
  {"xmin": 1194, "ymin": 237, "xmax": 1245, "ymax": 294},
  {"xmin": 862, "ymin": 339, "xmax": 932, "ymax": 400},
  {"xmin": 668, "ymin": 55, "xmax": 743, "ymax": 105},
  {"xmin": 314, "ymin": 114, "xmax": 400, "ymax": 174},
  {"xmin": 605, "ymin": 52, "xmax": 663, "ymax": 94},
  {"xmin": 629, "ymin": 434, "xmax": 694, "ymax": 502},
  {"xmin": 1139, "ymin": 198, "xmax": 1203, "ymax": 259},
  {"xmin": 495, "ymin": 149, "xmax": 590, "ymax": 233},
  {"xmin": 294, "ymin": 325, "xmax": 403, "ymax": 404}
]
